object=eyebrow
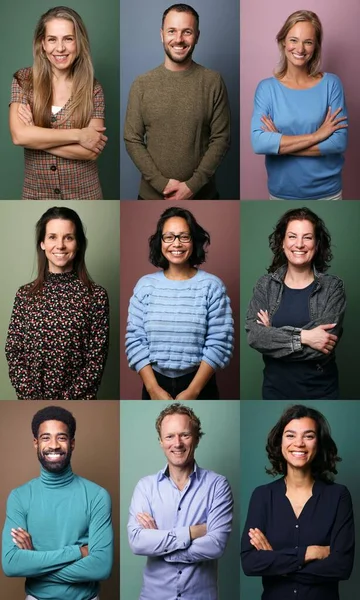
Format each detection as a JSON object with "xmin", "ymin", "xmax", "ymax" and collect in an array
[
  {"xmin": 165, "ymin": 430, "xmax": 192, "ymax": 435},
  {"xmin": 166, "ymin": 27, "xmax": 194, "ymax": 32},
  {"xmin": 163, "ymin": 230, "xmax": 190, "ymax": 234},
  {"xmin": 39, "ymin": 432, "xmax": 69, "ymax": 438},
  {"xmin": 284, "ymin": 429, "xmax": 316, "ymax": 434},
  {"xmin": 287, "ymin": 231, "xmax": 313, "ymax": 235}
]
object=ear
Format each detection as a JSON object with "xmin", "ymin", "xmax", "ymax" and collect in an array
[
  {"xmin": 159, "ymin": 436, "xmax": 164, "ymax": 449},
  {"xmin": 160, "ymin": 28, "xmax": 164, "ymax": 44},
  {"xmin": 195, "ymin": 29, "xmax": 200, "ymax": 44},
  {"xmin": 33, "ymin": 437, "xmax": 39, "ymax": 450},
  {"xmin": 40, "ymin": 241, "xmax": 45, "ymax": 250},
  {"xmin": 70, "ymin": 438, "xmax": 75, "ymax": 451}
]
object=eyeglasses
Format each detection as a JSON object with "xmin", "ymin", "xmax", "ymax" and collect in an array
[{"xmin": 161, "ymin": 233, "xmax": 192, "ymax": 243}]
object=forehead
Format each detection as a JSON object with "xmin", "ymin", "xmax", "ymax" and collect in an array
[
  {"xmin": 162, "ymin": 216, "xmax": 190, "ymax": 233},
  {"xmin": 284, "ymin": 417, "xmax": 317, "ymax": 433},
  {"xmin": 45, "ymin": 219, "xmax": 76, "ymax": 235},
  {"xmin": 45, "ymin": 18, "xmax": 75, "ymax": 36},
  {"xmin": 37, "ymin": 420, "xmax": 69, "ymax": 437},
  {"xmin": 163, "ymin": 10, "xmax": 197, "ymax": 31},
  {"xmin": 160, "ymin": 413, "xmax": 193, "ymax": 435},
  {"xmin": 285, "ymin": 219, "xmax": 315, "ymax": 235},
  {"xmin": 286, "ymin": 21, "xmax": 315, "ymax": 39}
]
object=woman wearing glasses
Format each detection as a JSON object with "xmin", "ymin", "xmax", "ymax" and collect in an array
[{"xmin": 125, "ymin": 206, "xmax": 234, "ymax": 400}]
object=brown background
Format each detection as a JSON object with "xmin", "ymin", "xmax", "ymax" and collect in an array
[
  {"xmin": 120, "ymin": 201, "xmax": 240, "ymax": 399},
  {"xmin": 0, "ymin": 401, "xmax": 120, "ymax": 599}
]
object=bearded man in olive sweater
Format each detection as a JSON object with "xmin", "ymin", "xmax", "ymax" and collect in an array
[{"xmin": 124, "ymin": 3, "xmax": 231, "ymax": 200}]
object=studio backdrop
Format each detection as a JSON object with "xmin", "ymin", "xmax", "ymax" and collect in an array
[
  {"xmin": 240, "ymin": 400, "xmax": 360, "ymax": 600},
  {"xmin": 120, "ymin": 0, "xmax": 240, "ymax": 199},
  {"xmin": 0, "ymin": 0, "xmax": 119, "ymax": 199},
  {"xmin": 240, "ymin": 0, "xmax": 360, "ymax": 199},
  {"xmin": 120, "ymin": 200, "xmax": 240, "ymax": 399},
  {"xmin": 120, "ymin": 400, "xmax": 240, "ymax": 599},
  {"xmin": 240, "ymin": 201, "xmax": 360, "ymax": 399},
  {"xmin": 0, "ymin": 200, "xmax": 120, "ymax": 400}
]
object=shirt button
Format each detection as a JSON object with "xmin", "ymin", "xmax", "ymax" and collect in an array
[
  {"xmin": 50, "ymin": 165, "xmax": 57, "ymax": 171},
  {"xmin": 294, "ymin": 591, "xmax": 297, "ymax": 594},
  {"xmin": 295, "ymin": 525, "xmax": 299, "ymax": 528},
  {"xmin": 178, "ymin": 570, "xmax": 182, "ymax": 575},
  {"xmin": 54, "ymin": 188, "xmax": 61, "ymax": 195},
  {"xmin": 178, "ymin": 507, "xmax": 181, "ymax": 511},
  {"xmin": 295, "ymin": 546, "xmax": 298, "ymax": 549},
  {"xmin": 51, "ymin": 116, "xmax": 57, "ymax": 122}
]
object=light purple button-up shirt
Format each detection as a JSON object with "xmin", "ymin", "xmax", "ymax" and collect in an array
[{"xmin": 128, "ymin": 463, "xmax": 233, "ymax": 600}]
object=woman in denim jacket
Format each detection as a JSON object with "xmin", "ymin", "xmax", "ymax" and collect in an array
[{"xmin": 245, "ymin": 207, "xmax": 345, "ymax": 399}]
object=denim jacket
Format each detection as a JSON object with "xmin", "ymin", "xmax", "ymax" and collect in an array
[{"xmin": 245, "ymin": 265, "xmax": 346, "ymax": 363}]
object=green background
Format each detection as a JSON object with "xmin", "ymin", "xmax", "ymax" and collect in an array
[
  {"xmin": 120, "ymin": 401, "xmax": 240, "ymax": 599},
  {"xmin": 0, "ymin": 201, "xmax": 120, "ymax": 400},
  {"xmin": 0, "ymin": 1, "xmax": 119, "ymax": 199},
  {"xmin": 240, "ymin": 201, "xmax": 360, "ymax": 399},
  {"xmin": 240, "ymin": 401, "xmax": 360, "ymax": 600}
]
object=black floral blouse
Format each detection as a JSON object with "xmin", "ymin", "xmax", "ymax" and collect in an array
[{"xmin": 5, "ymin": 271, "xmax": 109, "ymax": 400}]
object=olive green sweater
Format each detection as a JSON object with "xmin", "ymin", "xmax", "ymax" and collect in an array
[{"xmin": 124, "ymin": 62, "xmax": 230, "ymax": 199}]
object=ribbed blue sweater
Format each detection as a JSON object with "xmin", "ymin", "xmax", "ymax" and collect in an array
[
  {"xmin": 2, "ymin": 465, "xmax": 113, "ymax": 600},
  {"xmin": 126, "ymin": 269, "xmax": 234, "ymax": 377}
]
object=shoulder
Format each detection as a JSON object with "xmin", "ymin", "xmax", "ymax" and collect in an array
[
  {"xmin": 93, "ymin": 79, "xmax": 104, "ymax": 95},
  {"xmin": 13, "ymin": 67, "xmax": 32, "ymax": 83},
  {"xmin": 252, "ymin": 273, "xmax": 273, "ymax": 291},
  {"xmin": 14, "ymin": 282, "xmax": 35, "ymax": 298},
  {"xmin": 196, "ymin": 270, "xmax": 227, "ymax": 291},
  {"xmin": 198, "ymin": 466, "xmax": 231, "ymax": 487},
  {"xmin": 316, "ymin": 480, "xmax": 352, "ymax": 502},
  {"xmin": 132, "ymin": 272, "xmax": 164, "ymax": 293},
  {"xmin": 74, "ymin": 475, "xmax": 111, "ymax": 505},
  {"xmin": 131, "ymin": 65, "xmax": 165, "ymax": 87},
  {"xmin": 323, "ymin": 73, "xmax": 344, "ymax": 88},
  {"xmin": 90, "ymin": 282, "xmax": 109, "ymax": 301},
  {"xmin": 7, "ymin": 477, "xmax": 40, "ymax": 503},
  {"xmin": 318, "ymin": 272, "xmax": 345, "ymax": 291},
  {"xmin": 192, "ymin": 63, "xmax": 224, "ymax": 82},
  {"xmin": 250, "ymin": 478, "xmax": 283, "ymax": 500},
  {"xmin": 255, "ymin": 77, "xmax": 277, "ymax": 94}
]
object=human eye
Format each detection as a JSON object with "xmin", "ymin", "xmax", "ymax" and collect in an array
[
  {"xmin": 163, "ymin": 234, "xmax": 174, "ymax": 243},
  {"xmin": 180, "ymin": 234, "xmax": 191, "ymax": 242},
  {"xmin": 65, "ymin": 36, "xmax": 74, "ymax": 42},
  {"xmin": 285, "ymin": 433, "xmax": 294, "ymax": 438},
  {"xmin": 48, "ymin": 234, "xmax": 56, "ymax": 239},
  {"xmin": 48, "ymin": 37, "xmax": 56, "ymax": 43},
  {"xmin": 168, "ymin": 29, "xmax": 175, "ymax": 34}
]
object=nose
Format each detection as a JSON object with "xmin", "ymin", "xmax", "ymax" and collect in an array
[
  {"xmin": 174, "ymin": 435, "xmax": 183, "ymax": 446},
  {"xmin": 175, "ymin": 31, "xmax": 184, "ymax": 43},
  {"xmin": 56, "ymin": 239, "xmax": 66, "ymax": 249},
  {"xmin": 56, "ymin": 40, "xmax": 66, "ymax": 52}
]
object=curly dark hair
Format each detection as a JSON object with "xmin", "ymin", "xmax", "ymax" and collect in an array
[
  {"xmin": 268, "ymin": 207, "xmax": 333, "ymax": 273},
  {"xmin": 155, "ymin": 403, "xmax": 204, "ymax": 443},
  {"xmin": 266, "ymin": 404, "xmax": 341, "ymax": 482},
  {"xmin": 31, "ymin": 406, "xmax": 76, "ymax": 439},
  {"xmin": 149, "ymin": 206, "xmax": 210, "ymax": 269}
]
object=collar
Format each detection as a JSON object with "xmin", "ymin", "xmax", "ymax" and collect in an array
[
  {"xmin": 158, "ymin": 461, "xmax": 201, "ymax": 482},
  {"xmin": 40, "ymin": 464, "xmax": 74, "ymax": 488},
  {"xmin": 279, "ymin": 475, "xmax": 329, "ymax": 496},
  {"xmin": 45, "ymin": 270, "xmax": 78, "ymax": 283},
  {"xmin": 271, "ymin": 264, "xmax": 323, "ymax": 284}
]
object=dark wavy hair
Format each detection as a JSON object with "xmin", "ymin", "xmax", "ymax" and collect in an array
[
  {"xmin": 31, "ymin": 405, "xmax": 76, "ymax": 439},
  {"xmin": 149, "ymin": 206, "xmax": 210, "ymax": 269},
  {"xmin": 155, "ymin": 403, "xmax": 204, "ymax": 443},
  {"xmin": 162, "ymin": 4, "xmax": 199, "ymax": 30},
  {"xmin": 29, "ymin": 206, "xmax": 93, "ymax": 295},
  {"xmin": 266, "ymin": 404, "xmax": 341, "ymax": 482},
  {"xmin": 268, "ymin": 207, "xmax": 333, "ymax": 273}
]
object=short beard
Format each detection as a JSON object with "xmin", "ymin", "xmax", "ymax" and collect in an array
[
  {"xmin": 38, "ymin": 448, "xmax": 72, "ymax": 473},
  {"xmin": 163, "ymin": 43, "xmax": 195, "ymax": 65}
]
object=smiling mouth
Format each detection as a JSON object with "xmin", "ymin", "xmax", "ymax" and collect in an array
[{"xmin": 290, "ymin": 451, "xmax": 307, "ymax": 457}]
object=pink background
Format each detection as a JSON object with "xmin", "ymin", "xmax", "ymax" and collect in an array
[
  {"xmin": 240, "ymin": 0, "xmax": 360, "ymax": 200},
  {"xmin": 120, "ymin": 201, "xmax": 240, "ymax": 400}
]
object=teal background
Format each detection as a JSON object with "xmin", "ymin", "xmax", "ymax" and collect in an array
[
  {"xmin": 120, "ymin": 401, "xmax": 240, "ymax": 599},
  {"xmin": 240, "ymin": 401, "xmax": 360, "ymax": 600},
  {"xmin": 0, "ymin": 201, "xmax": 120, "ymax": 400},
  {"xmin": 0, "ymin": 1, "xmax": 119, "ymax": 199},
  {"xmin": 240, "ymin": 201, "xmax": 360, "ymax": 399}
]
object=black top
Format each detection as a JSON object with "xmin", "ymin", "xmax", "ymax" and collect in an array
[
  {"xmin": 241, "ymin": 477, "xmax": 354, "ymax": 600},
  {"xmin": 263, "ymin": 283, "xmax": 338, "ymax": 399}
]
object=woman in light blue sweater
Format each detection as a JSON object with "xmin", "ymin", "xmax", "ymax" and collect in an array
[
  {"xmin": 126, "ymin": 207, "xmax": 234, "ymax": 400},
  {"xmin": 251, "ymin": 10, "xmax": 348, "ymax": 200}
]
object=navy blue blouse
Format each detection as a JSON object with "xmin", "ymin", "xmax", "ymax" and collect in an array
[{"xmin": 241, "ymin": 477, "xmax": 354, "ymax": 599}]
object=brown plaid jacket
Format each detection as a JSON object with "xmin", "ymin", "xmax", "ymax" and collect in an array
[{"xmin": 11, "ymin": 67, "xmax": 105, "ymax": 200}]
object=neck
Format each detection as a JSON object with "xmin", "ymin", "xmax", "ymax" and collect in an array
[
  {"xmin": 164, "ymin": 56, "xmax": 193, "ymax": 72},
  {"xmin": 283, "ymin": 63, "xmax": 311, "ymax": 84},
  {"xmin": 164, "ymin": 264, "xmax": 197, "ymax": 280},
  {"xmin": 40, "ymin": 463, "xmax": 74, "ymax": 488},
  {"xmin": 168, "ymin": 461, "xmax": 194, "ymax": 489},
  {"xmin": 285, "ymin": 466, "xmax": 314, "ymax": 490},
  {"xmin": 52, "ymin": 70, "xmax": 72, "ymax": 83},
  {"xmin": 285, "ymin": 264, "xmax": 314, "ymax": 286}
]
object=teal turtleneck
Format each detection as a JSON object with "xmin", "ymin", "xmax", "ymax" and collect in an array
[{"xmin": 2, "ymin": 464, "xmax": 113, "ymax": 600}]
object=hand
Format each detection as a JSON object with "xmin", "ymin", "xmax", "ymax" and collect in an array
[
  {"xmin": 189, "ymin": 523, "xmax": 207, "ymax": 540},
  {"xmin": 80, "ymin": 545, "xmax": 89, "ymax": 558},
  {"xmin": 248, "ymin": 528, "xmax": 273, "ymax": 551},
  {"xmin": 163, "ymin": 179, "xmax": 194, "ymax": 200},
  {"xmin": 11, "ymin": 527, "xmax": 34, "ymax": 550},
  {"xmin": 175, "ymin": 387, "xmax": 199, "ymax": 400},
  {"xmin": 261, "ymin": 115, "xmax": 279, "ymax": 133},
  {"xmin": 136, "ymin": 512, "xmax": 158, "ymax": 529},
  {"xmin": 148, "ymin": 385, "xmax": 173, "ymax": 400},
  {"xmin": 314, "ymin": 107, "xmax": 348, "ymax": 143},
  {"xmin": 256, "ymin": 309, "xmax": 270, "ymax": 327},
  {"xmin": 18, "ymin": 103, "xmax": 34, "ymax": 126},
  {"xmin": 301, "ymin": 324, "xmax": 338, "ymax": 354},
  {"xmin": 78, "ymin": 126, "xmax": 108, "ymax": 153},
  {"xmin": 304, "ymin": 545, "xmax": 330, "ymax": 562}
]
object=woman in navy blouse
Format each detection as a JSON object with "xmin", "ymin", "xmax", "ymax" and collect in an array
[{"xmin": 241, "ymin": 404, "xmax": 354, "ymax": 600}]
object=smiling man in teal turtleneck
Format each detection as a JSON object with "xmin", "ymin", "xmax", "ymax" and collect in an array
[{"xmin": 1, "ymin": 406, "xmax": 113, "ymax": 600}]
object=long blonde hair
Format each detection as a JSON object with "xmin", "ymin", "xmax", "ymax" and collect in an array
[
  {"xmin": 275, "ymin": 10, "xmax": 323, "ymax": 79},
  {"xmin": 21, "ymin": 6, "xmax": 95, "ymax": 128}
]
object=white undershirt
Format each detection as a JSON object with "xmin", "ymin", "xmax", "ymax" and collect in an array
[{"xmin": 51, "ymin": 105, "xmax": 63, "ymax": 114}]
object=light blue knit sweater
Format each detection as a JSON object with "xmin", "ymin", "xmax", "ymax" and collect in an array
[{"xmin": 126, "ymin": 270, "xmax": 234, "ymax": 377}]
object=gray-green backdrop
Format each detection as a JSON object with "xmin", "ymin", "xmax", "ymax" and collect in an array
[
  {"xmin": 240, "ymin": 201, "xmax": 360, "ymax": 399},
  {"xmin": 0, "ymin": 1, "xmax": 119, "ymax": 199},
  {"xmin": 0, "ymin": 201, "xmax": 119, "ymax": 400},
  {"xmin": 120, "ymin": 401, "xmax": 240, "ymax": 599},
  {"xmin": 240, "ymin": 401, "xmax": 360, "ymax": 600}
]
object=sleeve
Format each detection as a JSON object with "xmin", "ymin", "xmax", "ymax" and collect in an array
[
  {"xmin": 318, "ymin": 77, "xmax": 348, "ymax": 155},
  {"xmin": 251, "ymin": 81, "xmax": 282, "ymax": 155},
  {"xmin": 39, "ymin": 489, "xmax": 113, "ymax": 583},
  {"xmin": 202, "ymin": 283, "xmax": 234, "ymax": 370},
  {"xmin": 5, "ymin": 289, "xmax": 36, "ymax": 400},
  {"xmin": 286, "ymin": 487, "xmax": 354, "ymax": 584},
  {"xmin": 91, "ymin": 81, "xmax": 105, "ymax": 120},
  {"xmin": 1, "ymin": 489, "xmax": 81, "ymax": 577},
  {"xmin": 123, "ymin": 79, "xmax": 169, "ymax": 194},
  {"xmin": 164, "ymin": 477, "xmax": 233, "ymax": 563},
  {"xmin": 125, "ymin": 286, "xmax": 151, "ymax": 373},
  {"xmin": 245, "ymin": 277, "xmax": 346, "ymax": 361},
  {"xmin": 10, "ymin": 70, "xmax": 29, "ymax": 105},
  {"xmin": 185, "ymin": 74, "xmax": 230, "ymax": 194},
  {"xmin": 127, "ymin": 479, "xmax": 191, "ymax": 557},
  {"xmin": 241, "ymin": 487, "xmax": 307, "ymax": 577},
  {"xmin": 63, "ymin": 287, "xmax": 109, "ymax": 400}
]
